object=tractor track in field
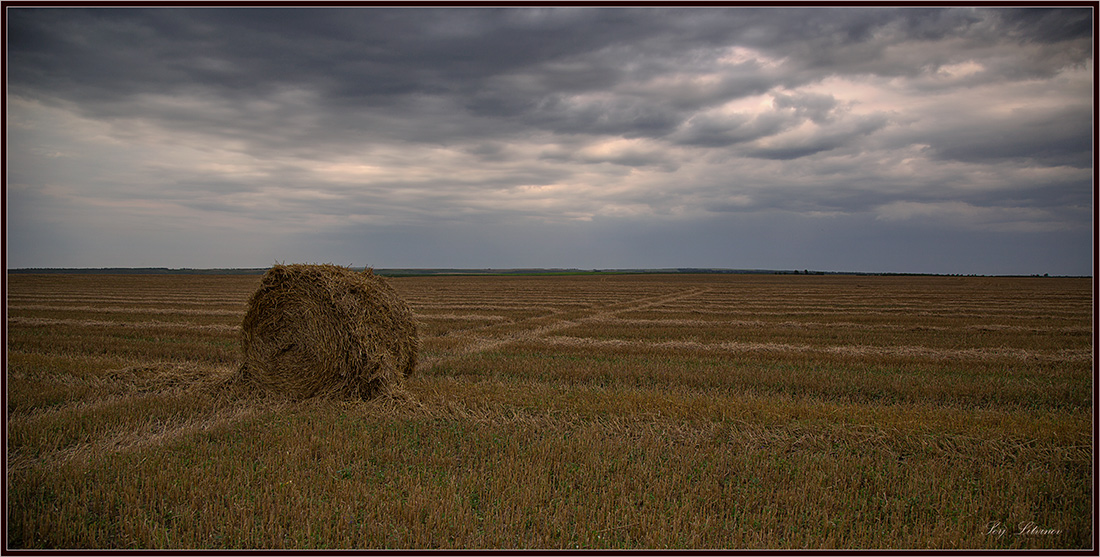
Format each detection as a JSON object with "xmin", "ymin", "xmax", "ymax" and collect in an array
[
  {"xmin": 418, "ymin": 287, "xmax": 711, "ymax": 371},
  {"xmin": 529, "ymin": 336, "xmax": 1093, "ymax": 363},
  {"xmin": 6, "ymin": 398, "xmax": 284, "ymax": 473}
]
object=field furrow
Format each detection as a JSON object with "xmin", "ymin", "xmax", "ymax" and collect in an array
[{"xmin": 533, "ymin": 335, "xmax": 1092, "ymax": 363}]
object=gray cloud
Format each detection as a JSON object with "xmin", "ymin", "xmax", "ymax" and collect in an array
[
  {"xmin": 5, "ymin": 7, "xmax": 1093, "ymax": 274},
  {"xmin": 925, "ymin": 105, "xmax": 1093, "ymax": 168}
]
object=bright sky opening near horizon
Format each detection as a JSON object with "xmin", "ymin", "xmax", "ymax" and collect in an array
[{"xmin": 6, "ymin": 6, "xmax": 1094, "ymax": 275}]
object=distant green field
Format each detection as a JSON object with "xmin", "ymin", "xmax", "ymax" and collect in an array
[{"xmin": 7, "ymin": 273, "xmax": 1092, "ymax": 549}]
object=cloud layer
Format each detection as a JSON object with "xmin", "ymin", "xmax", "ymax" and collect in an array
[{"xmin": 6, "ymin": 7, "xmax": 1093, "ymax": 274}]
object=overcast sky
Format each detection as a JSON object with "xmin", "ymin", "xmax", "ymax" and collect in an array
[{"xmin": 6, "ymin": 7, "xmax": 1094, "ymax": 274}]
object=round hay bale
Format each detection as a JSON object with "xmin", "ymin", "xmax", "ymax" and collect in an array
[{"xmin": 238, "ymin": 264, "xmax": 419, "ymax": 399}]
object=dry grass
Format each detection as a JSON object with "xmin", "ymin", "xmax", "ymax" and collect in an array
[{"xmin": 5, "ymin": 272, "xmax": 1093, "ymax": 549}]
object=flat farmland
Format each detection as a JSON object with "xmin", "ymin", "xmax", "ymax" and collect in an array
[{"xmin": 6, "ymin": 272, "xmax": 1093, "ymax": 549}]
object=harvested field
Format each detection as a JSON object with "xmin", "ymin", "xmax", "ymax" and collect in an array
[{"xmin": 6, "ymin": 272, "xmax": 1093, "ymax": 549}]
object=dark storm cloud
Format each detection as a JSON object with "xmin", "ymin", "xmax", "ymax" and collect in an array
[
  {"xmin": 762, "ymin": 8, "xmax": 1090, "ymax": 77},
  {"xmin": 8, "ymin": 8, "xmax": 1090, "ymax": 145},
  {"xmin": 5, "ymin": 6, "xmax": 1093, "ymax": 274},
  {"xmin": 924, "ymin": 104, "xmax": 1093, "ymax": 168},
  {"xmin": 11, "ymin": 10, "xmax": 661, "ymax": 104}
]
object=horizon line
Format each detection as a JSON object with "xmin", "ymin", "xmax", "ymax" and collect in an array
[{"xmin": 4, "ymin": 266, "xmax": 1086, "ymax": 278}]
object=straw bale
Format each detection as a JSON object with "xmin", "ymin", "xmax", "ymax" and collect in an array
[{"xmin": 237, "ymin": 264, "xmax": 418, "ymax": 399}]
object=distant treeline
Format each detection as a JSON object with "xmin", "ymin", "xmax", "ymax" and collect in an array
[
  {"xmin": 8, "ymin": 267, "xmax": 269, "ymax": 275},
  {"xmin": 8, "ymin": 267, "xmax": 844, "ymax": 276},
  {"xmin": 6, "ymin": 267, "xmax": 1076, "ymax": 278}
]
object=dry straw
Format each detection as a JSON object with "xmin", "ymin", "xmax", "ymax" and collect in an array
[{"xmin": 237, "ymin": 264, "xmax": 419, "ymax": 399}]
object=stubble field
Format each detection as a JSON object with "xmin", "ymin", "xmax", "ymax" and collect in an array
[{"xmin": 5, "ymin": 272, "xmax": 1094, "ymax": 549}]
